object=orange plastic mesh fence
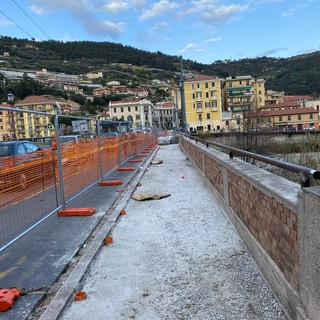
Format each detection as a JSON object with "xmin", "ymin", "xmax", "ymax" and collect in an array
[{"xmin": 0, "ymin": 149, "xmax": 55, "ymax": 208}]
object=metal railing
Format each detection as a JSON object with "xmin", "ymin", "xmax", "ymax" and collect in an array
[{"xmin": 187, "ymin": 135, "xmax": 320, "ymax": 188}]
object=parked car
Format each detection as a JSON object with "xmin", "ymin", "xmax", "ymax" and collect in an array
[
  {"xmin": 0, "ymin": 140, "xmax": 42, "ymax": 156},
  {"xmin": 0, "ymin": 141, "xmax": 54, "ymax": 191},
  {"xmin": 58, "ymin": 135, "xmax": 83, "ymax": 144}
]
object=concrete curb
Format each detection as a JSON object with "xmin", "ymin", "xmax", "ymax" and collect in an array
[{"xmin": 38, "ymin": 146, "xmax": 159, "ymax": 320}]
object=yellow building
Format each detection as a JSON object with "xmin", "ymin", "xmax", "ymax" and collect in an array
[
  {"xmin": 14, "ymin": 96, "xmax": 59, "ymax": 140},
  {"xmin": 0, "ymin": 102, "xmax": 15, "ymax": 141},
  {"xmin": 184, "ymin": 75, "xmax": 223, "ymax": 133}
]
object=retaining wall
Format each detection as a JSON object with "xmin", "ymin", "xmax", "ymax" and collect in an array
[{"xmin": 180, "ymin": 136, "xmax": 320, "ymax": 320}]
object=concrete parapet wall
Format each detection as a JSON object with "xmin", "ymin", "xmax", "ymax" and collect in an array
[{"xmin": 180, "ymin": 137, "xmax": 320, "ymax": 320}]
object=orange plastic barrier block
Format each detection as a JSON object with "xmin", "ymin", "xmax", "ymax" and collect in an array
[
  {"xmin": 58, "ymin": 208, "xmax": 96, "ymax": 217},
  {"xmin": 129, "ymin": 159, "xmax": 143, "ymax": 163},
  {"xmin": 117, "ymin": 167, "xmax": 135, "ymax": 171},
  {"xmin": 0, "ymin": 288, "xmax": 21, "ymax": 311},
  {"xmin": 75, "ymin": 291, "xmax": 87, "ymax": 301},
  {"xmin": 104, "ymin": 235, "xmax": 113, "ymax": 245},
  {"xmin": 99, "ymin": 180, "xmax": 123, "ymax": 186}
]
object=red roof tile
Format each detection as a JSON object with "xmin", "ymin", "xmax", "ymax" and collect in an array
[
  {"xmin": 185, "ymin": 75, "xmax": 217, "ymax": 83},
  {"xmin": 16, "ymin": 95, "xmax": 55, "ymax": 105}
]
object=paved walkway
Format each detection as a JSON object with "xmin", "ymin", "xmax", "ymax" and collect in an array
[{"xmin": 39, "ymin": 143, "xmax": 287, "ymax": 320}]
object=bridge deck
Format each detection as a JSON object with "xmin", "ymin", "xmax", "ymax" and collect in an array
[{"xmin": 51, "ymin": 143, "xmax": 286, "ymax": 320}]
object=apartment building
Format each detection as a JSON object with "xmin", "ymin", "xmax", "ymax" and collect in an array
[
  {"xmin": 153, "ymin": 101, "xmax": 176, "ymax": 130},
  {"xmin": 14, "ymin": 96, "xmax": 59, "ymax": 140},
  {"xmin": 249, "ymin": 102, "xmax": 319, "ymax": 131},
  {"xmin": 0, "ymin": 102, "xmax": 15, "ymax": 141},
  {"xmin": 109, "ymin": 99, "xmax": 153, "ymax": 130},
  {"xmin": 224, "ymin": 76, "xmax": 266, "ymax": 111},
  {"xmin": 184, "ymin": 75, "xmax": 223, "ymax": 133}
]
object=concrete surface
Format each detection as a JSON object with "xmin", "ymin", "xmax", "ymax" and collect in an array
[
  {"xmin": 43, "ymin": 144, "xmax": 287, "ymax": 320},
  {"xmin": 0, "ymin": 147, "xmax": 154, "ymax": 320}
]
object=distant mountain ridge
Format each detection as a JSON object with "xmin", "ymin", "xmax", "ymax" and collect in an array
[{"xmin": 1, "ymin": 36, "xmax": 320, "ymax": 96}]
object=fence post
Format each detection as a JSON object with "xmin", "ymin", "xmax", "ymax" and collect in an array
[{"xmin": 54, "ymin": 114, "xmax": 67, "ymax": 209}]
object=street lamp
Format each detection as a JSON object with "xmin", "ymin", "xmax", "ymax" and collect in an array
[
  {"xmin": 179, "ymin": 56, "xmax": 187, "ymax": 134},
  {"xmin": 7, "ymin": 91, "xmax": 16, "ymax": 140},
  {"xmin": 7, "ymin": 91, "xmax": 14, "ymax": 105}
]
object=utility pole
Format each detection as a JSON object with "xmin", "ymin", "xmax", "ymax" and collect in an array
[{"xmin": 179, "ymin": 56, "xmax": 187, "ymax": 134}]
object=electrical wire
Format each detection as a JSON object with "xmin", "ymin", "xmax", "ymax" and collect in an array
[
  {"xmin": 0, "ymin": 9, "xmax": 34, "ymax": 39},
  {"xmin": 10, "ymin": 0, "xmax": 51, "ymax": 40}
]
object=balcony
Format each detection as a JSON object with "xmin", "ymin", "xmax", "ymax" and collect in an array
[
  {"xmin": 227, "ymin": 86, "xmax": 251, "ymax": 91},
  {"xmin": 196, "ymin": 108, "xmax": 203, "ymax": 113}
]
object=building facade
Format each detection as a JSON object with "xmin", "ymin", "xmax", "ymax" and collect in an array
[
  {"xmin": 153, "ymin": 101, "xmax": 176, "ymax": 130},
  {"xmin": 14, "ymin": 96, "xmax": 59, "ymax": 140},
  {"xmin": 0, "ymin": 102, "xmax": 15, "ymax": 141},
  {"xmin": 109, "ymin": 99, "xmax": 153, "ymax": 130},
  {"xmin": 184, "ymin": 75, "xmax": 223, "ymax": 133}
]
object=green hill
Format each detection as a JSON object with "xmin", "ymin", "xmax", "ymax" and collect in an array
[{"xmin": 1, "ymin": 36, "xmax": 320, "ymax": 96}]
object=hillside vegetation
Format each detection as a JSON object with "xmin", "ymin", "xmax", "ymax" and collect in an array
[{"xmin": 1, "ymin": 36, "xmax": 320, "ymax": 96}]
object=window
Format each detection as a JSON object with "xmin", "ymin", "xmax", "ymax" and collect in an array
[
  {"xmin": 192, "ymin": 94, "xmax": 195, "ymax": 99},
  {"xmin": 197, "ymin": 102, "xmax": 202, "ymax": 109},
  {"xmin": 206, "ymin": 113, "xmax": 210, "ymax": 119},
  {"xmin": 205, "ymin": 83, "xmax": 208, "ymax": 88},
  {"xmin": 193, "ymin": 103, "xmax": 196, "ymax": 109},
  {"xmin": 246, "ymin": 80, "xmax": 250, "ymax": 85},
  {"xmin": 310, "ymin": 113, "xmax": 314, "ymax": 119},
  {"xmin": 205, "ymin": 102, "xmax": 210, "ymax": 108},
  {"xmin": 198, "ymin": 114, "xmax": 203, "ymax": 121},
  {"xmin": 192, "ymin": 84, "xmax": 194, "ymax": 89},
  {"xmin": 212, "ymin": 82, "xmax": 215, "ymax": 87},
  {"xmin": 121, "ymin": 107, "xmax": 124, "ymax": 112},
  {"xmin": 197, "ymin": 83, "xmax": 200, "ymax": 89},
  {"xmin": 136, "ymin": 115, "xmax": 140, "ymax": 120},
  {"xmin": 128, "ymin": 107, "xmax": 131, "ymax": 112},
  {"xmin": 228, "ymin": 82, "xmax": 232, "ymax": 88},
  {"xmin": 135, "ymin": 106, "xmax": 138, "ymax": 111},
  {"xmin": 288, "ymin": 115, "xmax": 291, "ymax": 120},
  {"xmin": 279, "ymin": 116, "xmax": 282, "ymax": 121},
  {"xmin": 298, "ymin": 114, "xmax": 301, "ymax": 120},
  {"xmin": 206, "ymin": 92, "xmax": 209, "ymax": 98},
  {"xmin": 113, "ymin": 108, "xmax": 117, "ymax": 113},
  {"xmin": 212, "ymin": 101, "xmax": 217, "ymax": 108}
]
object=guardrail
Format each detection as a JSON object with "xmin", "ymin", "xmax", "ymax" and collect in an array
[
  {"xmin": 0, "ymin": 106, "xmax": 156, "ymax": 251},
  {"xmin": 187, "ymin": 134, "xmax": 320, "ymax": 187}
]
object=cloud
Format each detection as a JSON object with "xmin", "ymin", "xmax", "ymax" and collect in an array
[
  {"xmin": 259, "ymin": 47, "xmax": 288, "ymax": 56},
  {"xmin": 0, "ymin": 17, "xmax": 14, "ymax": 27},
  {"xmin": 177, "ymin": 43, "xmax": 197, "ymax": 54},
  {"xmin": 206, "ymin": 37, "xmax": 222, "ymax": 43},
  {"xmin": 102, "ymin": 1, "xmax": 129, "ymax": 14},
  {"xmin": 140, "ymin": 0, "xmax": 182, "ymax": 20},
  {"xmin": 282, "ymin": 4, "xmax": 307, "ymax": 17},
  {"xmin": 201, "ymin": 4, "xmax": 249, "ymax": 22},
  {"xmin": 297, "ymin": 47, "xmax": 318, "ymax": 55},
  {"xmin": 30, "ymin": 0, "xmax": 126, "ymax": 38},
  {"xmin": 148, "ymin": 22, "xmax": 170, "ymax": 33}
]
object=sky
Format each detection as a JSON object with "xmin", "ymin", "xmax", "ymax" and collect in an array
[{"xmin": 0, "ymin": 0, "xmax": 319, "ymax": 65}]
